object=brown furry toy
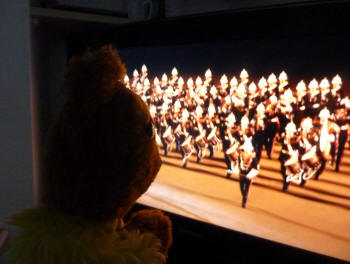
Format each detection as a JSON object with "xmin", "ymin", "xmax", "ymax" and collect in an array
[{"xmin": 4, "ymin": 45, "xmax": 172, "ymax": 264}]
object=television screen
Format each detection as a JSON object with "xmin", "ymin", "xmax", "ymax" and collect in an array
[
  {"xmin": 118, "ymin": 34, "xmax": 350, "ymax": 262},
  {"xmin": 68, "ymin": 2, "xmax": 350, "ymax": 262}
]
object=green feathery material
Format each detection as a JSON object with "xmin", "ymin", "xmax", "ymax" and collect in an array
[{"xmin": 4, "ymin": 207, "xmax": 165, "ymax": 264}]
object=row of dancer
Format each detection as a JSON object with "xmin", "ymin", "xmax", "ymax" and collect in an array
[{"xmin": 124, "ymin": 66, "xmax": 350, "ymax": 207}]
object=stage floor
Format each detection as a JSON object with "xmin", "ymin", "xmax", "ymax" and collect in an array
[{"xmin": 138, "ymin": 144, "xmax": 350, "ymax": 262}]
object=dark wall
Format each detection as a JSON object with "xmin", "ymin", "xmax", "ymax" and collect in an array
[
  {"xmin": 68, "ymin": 2, "xmax": 350, "ymax": 95},
  {"xmin": 0, "ymin": 0, "xmax": 34, "ymax": 238}
]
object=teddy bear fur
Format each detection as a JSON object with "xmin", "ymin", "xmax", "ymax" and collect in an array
[{"xmin": 4, "ymin": 45, "xmax": 172, "ymax": 263}]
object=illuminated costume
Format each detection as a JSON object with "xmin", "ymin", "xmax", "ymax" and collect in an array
[
  {"xmin": 207, "ymin": 121, "xmax": 221, "ymax": 158},
  {"xmin": 162, "ymin": 124, "xmax": 174, "ymax": 156},
  {"xmin": 238, "ymin": 138, "xmax": 259, "ymax": 208},
  {"xmin": 224, "ymin": 113, "xmax": 240, "ymax": 177},
  {"xmin": 279, "ymin": 122, "xmax": 304, "ymax": 190},
  {"xmin": 264, "ymin": 98, "xmax": 279, "ymax": 158},
  {"xmin": 180, "ymin": 122, "xmax": 194, "ymax": 168},
  {"xmin": 294, "ymin": 81, "xmax": 307, "ymax": 127},
  {"xmin": 319, "ymin": 78, "xmax": 331, "ymax": 109},
  {"xmin": 126, "ymin": 65, "xmax": 348, "ymax": 189},
  {"xmin": 220, "ymin": 123, "xmax": 235, "ymax": 178},
  {"xmin": 252, "ymin": 103, "xmax": 267, "ymax": 163},
  {"xmin": 305, "ymin": 79, "xmax": 321, "ymax": 119},
  {"xmin": 334, "ymin": 107, "xmax": 349, "ymax": 171},
  {"xmin": 328, "ymin": 75, "xmax": 343, "ymax": 113},
  {"xmin": 231, "ymin": 83, "xmax": 247, "ymax": 126},
  {"xmin": 299, "ymin": 117, "xmax": 322, "ymax": 181},
  {"xmin": 277, "ymin": 89, "xmax": 295, "ymax": 138},
  {"xmin": 191, "ymin": 119, "xmax": 207, "ymax": 163},
  {"xmin": 247, "ymin": 82, "xmax": 258, "ymax": 120},
  {"xmin": 267, "ymin": 73, "xmax": 278, "ymax": 98},
  {"xmin": 278, "ymin": 71, "xmax": 289, "ymax": 99}
]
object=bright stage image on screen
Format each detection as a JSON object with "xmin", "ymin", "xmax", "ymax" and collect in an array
[{"xmin": 119, "ymin": 35, "xmax": 350, "ymax": 262}]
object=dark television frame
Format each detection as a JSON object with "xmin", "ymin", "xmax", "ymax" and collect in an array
[
  {"xmin": 68, "ymin": 2, "xmax": 350, "ymax": 263},
  {"xmin": 69, "ymin": 0, "xmax": 350, "ymax": 53}
]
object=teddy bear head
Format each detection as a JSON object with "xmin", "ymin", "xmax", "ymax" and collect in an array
[{"xmin": 40, "ymin": 45, "xmax": 162, "ymax": 221}]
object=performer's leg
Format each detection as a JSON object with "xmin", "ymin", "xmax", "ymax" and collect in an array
[
  {"xmin": 208, "ymin": 144, "xmax": 214, "ymax": 159},
  {"xmin": 263, "ymin": 130, "xmax": 274, "ymax": 158},
  {"xmin": 314, "ymin": 158, "xmax": 326, "ymax": 180},
  {"xmin": 330, "ymin": 142, "xmax": 336, "ymax": 166},
  {"xmin": 266, "ymin": 138, "xmax": 273, "ymax": 158},
  {"xmin": 225, "ymin": 154, "xmax": 232, "ymax": 178},
  {"xmin": 179, "ymin": 147, "xmax": 185, "ymax": 158},
  {"xmin": 239, "ymin": 176, "xmax": 246, "ymax": 207},
  {"xmin": 244, "ymin": 179, "xmax": 252, "ymax": 198},
  {"xmin": 194, "ymin": 143, "xmax": 201, "ymax": 163},
  {"xmin": 266, "ymin": 128, "xmax": 277, "ymax": 158},
  {"xmin": 281, "ymin": 161, "xmax": 289, "ymax": 192},
  {"xmin": 336, "ymin": 130, "xmax": 348, "ymax": 172},
  {"xmin": 174, "ymin": 137, "xmax": 180, "ymax": 152},
  {"xmin": 242, "ymin": 177, "xmax": 251, "ymax": 208},
  {"xmin": 256, "ymin": 142, "xmax": 263, "ymax": 163},
  {"xmin": 231, "ymin": 159, "xmax": 239, "ymax": 175},
  {"xmin": 161, "ymin": 138, "xmax": 168, "ymax": 156},
  {"xmin": 182, "ymin": 148, "xmax": 189, "ymax": 168},
  {"xmin": 239, "ymin": 177, "xmax": 245, "ymax": 196},
  {"xmin": 253, "ymin": 134, "xmax": 263, "ymax": 163}
]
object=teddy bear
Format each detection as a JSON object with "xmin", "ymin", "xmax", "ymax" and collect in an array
[{"xmin": 4, "ymin": 45, "xmax": 172, "ymax": 264}]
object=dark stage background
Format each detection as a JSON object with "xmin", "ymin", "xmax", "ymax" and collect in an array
[{"xmin": 119, "ymin": 35, "xmax": 349, "ymax": 94}]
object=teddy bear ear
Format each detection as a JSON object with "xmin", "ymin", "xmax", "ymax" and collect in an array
[
  {"xmin": 144, "ymin": 121, "xmax": 155, "ymax": 139},
  {"xmin": 62, "ymin": 45, "xmax": 127, "ymax": 101}
]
